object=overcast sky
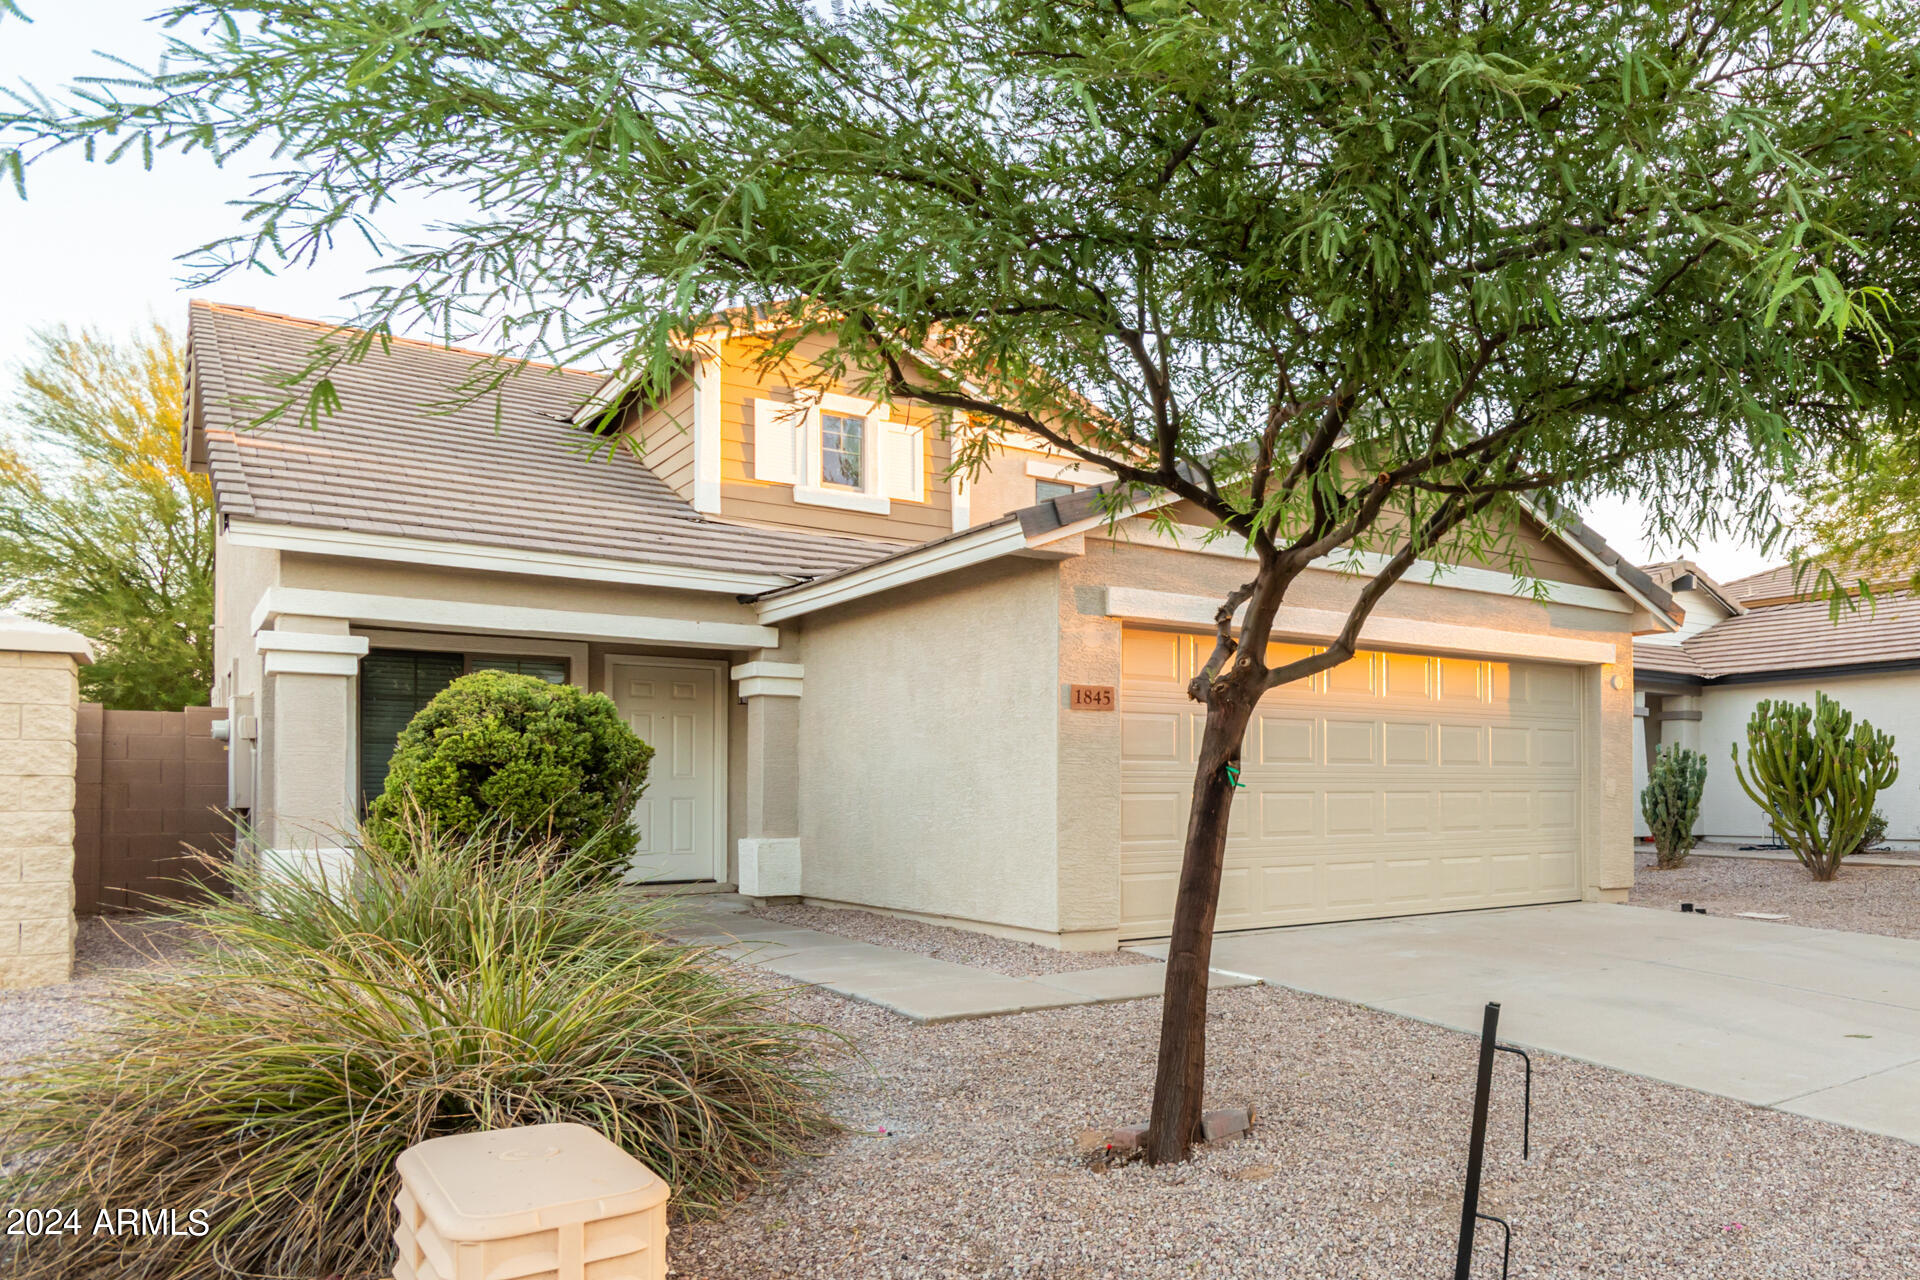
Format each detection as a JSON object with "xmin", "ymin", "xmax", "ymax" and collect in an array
[{"xmin": 1, "ymin": 1, "xmax": 1781, "ymax": 581}]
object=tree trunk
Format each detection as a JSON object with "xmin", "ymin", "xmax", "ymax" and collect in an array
[{"xmin": 1144, "ymin": 688, "xmax": 1260, "ymax": 1165}]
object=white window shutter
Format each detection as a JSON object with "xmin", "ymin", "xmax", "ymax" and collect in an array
[
  {"xmin": 750, "ymin": 398, "xmax": 803, "ymax": 485},
  {"xmin": 880, "ymin": 413, "xmax": 924, "ymax": 502}
]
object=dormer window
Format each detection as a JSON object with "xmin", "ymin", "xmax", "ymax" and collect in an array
[{"xmin": 748, "ymin": 390, "xmax": 924, "ymax": 515}]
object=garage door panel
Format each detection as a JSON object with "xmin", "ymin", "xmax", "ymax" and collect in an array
[
  {"xmin": 1258, "ymin": 790, "xmax": 1316, "ymax": 838},
  {"xmin": 1216, "ymin": 867, "xmax": 1253, "ymax": 922},
  {"xmin": 1120, "ymin": 710, "xmax": 1182, "ymax": 763},
  {"xmin": 1490, "ymin": 725, "xmax": 1531, "ymax": 766},
  {"xmin": 1439, "ymin": 790, "xmax": 1485, "ymax": 830},
  {"xmin": 1382, "ymin": 790, "xmax": 1434, "ymax": 834},
  {"xmin": 1324, "ymin": 653, "xmax": 1377, "ymax": 695},
  {"xmin": 1538, "ymin": 727, "xmax": 1579, "ymax": 767},
  {"xmin": 1120, "ymin": 789, "xmax": 1185, "ymax": 841},
  {"xmin": 1121, "ymin": 629, "xmax": 1186, "ymax": 683},
  {"xmin": 1119, "ymin": 628, "xmax": 1586, "ymax": 940},
  {"xmin": 1325, "ymin": 719, "xmax": 1378, "ymax": 764},
  {"xmin": 1383, "ymin": 721, "xmax": 1433, "ymax": 765},
  {"xmin": 1490, "ymin": 852, "xmax": 1538, "ymax": 894},
  {"xmin": 1324, "ymin": 791, "xmax": 1378, "ymax": 835},
  {"xmin": 1258, "ymin": 864, "xmax": 1317, "ymax": 916},
  {"xmin": 1489, "ymin": 790, "xmax": 1532, "ymax": 829},
  {"xmin": 1385, "ymin": 857, "xmax": 1434, "ymax": 903},
  {"xmin": 1439, "ymin": 855, "xmax": 1488, "ymax": 900},
  {"xmin": 1120, "ymin": 871, "xmax": 1178, "ymax": 929},
  {"xmin": 1258, "ymin": 714, "xmax": 1315, "ymax": 764},
  {"xmin": 1325, "ymin": 860, "xmax": 1378, "ymax": 907},
  {"xmin": 1383, "ymin": 654, "xmax": 1431, "ymax": 699},
  {"xmin": 1439, "ymin": 723, "xmax": 1484, "ymax": 766},
  {"xmin": 1539, "ymin": 787, "xmax": 1579, "ymax": 830}
]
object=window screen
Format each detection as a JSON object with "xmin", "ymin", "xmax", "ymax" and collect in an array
[
  {"xmin": 1035, "ymin": 478, "xmax": 1076, "ymax": 503},
  {"xmin": 359, "ymin": 650, "xmax": 465, "ymax": 803}
]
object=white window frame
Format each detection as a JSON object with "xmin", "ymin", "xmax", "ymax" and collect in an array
[{"xmin": 792, "ymin": 390, "xmax": 894, "ymax": 515}]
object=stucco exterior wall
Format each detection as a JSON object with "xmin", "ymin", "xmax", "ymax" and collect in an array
[
  {"xmin": 1694, "ymin": 672, "xmax": 1920, "ymax": 846},
  {"xmin": 281, "ymin": 555, "xmax": 768, "ymax": 628},
  {"xmin": 0, "ymin": 648, "xmax": 82, "ymax": 988},
  {"xmin": 795, "ymin": 558, "xmax": 1063, "ymax": 936}
]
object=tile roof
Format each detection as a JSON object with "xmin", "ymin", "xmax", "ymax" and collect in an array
[
  {"xmin": 186, "ymin": 302, "xmax": 904, "ymax": 581},
  {"xmin": 1635, "ymin": 591, "xmax": 1920, "ymax": 680}
]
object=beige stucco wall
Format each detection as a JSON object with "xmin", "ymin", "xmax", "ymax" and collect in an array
[
  {"xmin": 794, "ymin": 557, "xmax": 1064, "ymax": 937},
  {"xmin": 0, "ymin": 648, "xmax": 82, "ymax": 988},
  {"xmin": 1692, "ymin": 672, "xmax": 1920, "ymax": 847}
]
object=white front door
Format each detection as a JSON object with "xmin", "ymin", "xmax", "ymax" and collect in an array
[{"xmin": 609, "ymin": 657, "xmax": 725, "ymax": 883}]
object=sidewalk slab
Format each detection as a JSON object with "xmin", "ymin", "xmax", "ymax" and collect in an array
[{"xmin": 669, "ymin": 900, "xmax": 1254, "ymax": 1024}]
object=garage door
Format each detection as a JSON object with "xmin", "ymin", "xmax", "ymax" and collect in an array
[{"xmin": 1118, "ymin": 629, "xmax": 1584, "ymax": 940}]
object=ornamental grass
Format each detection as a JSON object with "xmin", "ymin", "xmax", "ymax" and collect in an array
[{"xmin": 0, "ymin": 820, "xmax": 836, "ymax": 1280}]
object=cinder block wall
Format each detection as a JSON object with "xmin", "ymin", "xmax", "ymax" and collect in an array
[{"xmin": 0, "ymin": 648, "xmax": 82, "ymax": 988}]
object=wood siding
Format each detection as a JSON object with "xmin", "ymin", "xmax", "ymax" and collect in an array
[
  {"xmin": 717, "ymin": 332, "xmax": 955, "ymax": 542},
  {"xmin": 629, "ymin": 378, "xmax": 697, "ymax": 504}
]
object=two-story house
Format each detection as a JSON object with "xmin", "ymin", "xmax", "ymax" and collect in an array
[{"xmin": 188, "ymin": 301, "xmax": 1677, "ymax": 949}]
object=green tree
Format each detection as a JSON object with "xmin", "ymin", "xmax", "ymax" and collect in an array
[
  {"xmin": 10, "ymin": 0, "xmax": 1920, "ymax": 1162},
  {"xmin": 1792, "ymin": 427, "xmax": 1920, "ymax": 600},
  {"xmin": 0, "ymin": 324, "xmax": 212, "ymax": 710}
]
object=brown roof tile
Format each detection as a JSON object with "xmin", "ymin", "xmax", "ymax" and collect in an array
[
  {"xmin": 186, "ymin": 302, "xmax": 904, "ymax": 580},
  {"xmin": 1635, "ymin": 592, "xmax": 1920, "ymax": 679}
]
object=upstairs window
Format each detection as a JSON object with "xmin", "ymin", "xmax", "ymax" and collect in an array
[
  {"xmin": 749, "ymin": 391, "xmax": 924, "ymax": 515},
  {"xmin": 819, "ymin": 411, "xmax": 866, "ymax": 489},
  {"xmin": 1035, "ymin": 478, "xmax": 1076, "ymax": 503}
]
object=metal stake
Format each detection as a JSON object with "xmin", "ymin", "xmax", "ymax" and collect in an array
[{"xmin": 1453, "ymin": 1002, "xmax": 1501, "ymax": 1280}]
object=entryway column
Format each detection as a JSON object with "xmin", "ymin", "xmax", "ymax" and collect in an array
[
  {"xmin": 254, "ymin": 617, "xmax": 369, "ymax": 888},
  {"xmin": 731, "ymin": 661, "xmax": 802, "ymax": 898}
]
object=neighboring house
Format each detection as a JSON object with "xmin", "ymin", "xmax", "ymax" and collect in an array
[
  {"xmin": 1633, "ymin": 561, "xmax": 1920, "ymax": 848},
  {"xmin": 188, "ymin": 301, "xmax": 1679, "ymax": 949}
]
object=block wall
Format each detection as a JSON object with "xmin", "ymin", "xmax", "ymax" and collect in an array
[{"xmin": 0, "ymin": 650, "xmax": 81, "ymax": 988}]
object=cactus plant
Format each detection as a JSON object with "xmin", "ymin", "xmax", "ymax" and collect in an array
[
  {"xmin": 1731, "ymin": 693, "xmax": 1899, "ymax": 881},
  {"xmin": 1641, "ymin": 745, "xmax": 1708, "ymax": 868}
]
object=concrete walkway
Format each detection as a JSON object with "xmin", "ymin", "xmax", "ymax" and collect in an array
[
  {"xmin": 1133, "ymin": 902, "xmax": 1920, "ymax": 1144},
  {"xmin": 669, "ymin": 898, "xmax": 1254, "ymax": 1024}
]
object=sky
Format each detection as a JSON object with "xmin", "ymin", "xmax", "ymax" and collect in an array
[{"xmin": 0, "ymin": 2, "xmax": 1783, "ymax": 582}]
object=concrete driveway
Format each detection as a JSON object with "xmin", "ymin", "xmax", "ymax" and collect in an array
[{"xmin": 1136, "ymin": 902, "xmax": 1920, "ymax": 1144}]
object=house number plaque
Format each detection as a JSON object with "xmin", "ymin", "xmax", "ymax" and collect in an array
[{"xmin": 1069, "ymin": 684, "xmax": 1116, "ymax": 710}]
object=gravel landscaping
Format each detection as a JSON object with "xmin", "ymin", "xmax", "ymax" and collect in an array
[
  {"xmin": 4, "ymin": 909, "xmax": 1917, "ymax": 1277},
  {"xmin": 673, "ymin": 980, "xmax": 1920, "ymax": 1280},
  {"xmin": 747, "ymin": 903, "xmax": 1155, "ymax": 977},
  {"xmin": 0, "ymin": 915, "xmax": 193, "ymax": 1072},
  {"xmin": 1628, "ymin": 846, "xmax": 1920, "ymax": 941}
]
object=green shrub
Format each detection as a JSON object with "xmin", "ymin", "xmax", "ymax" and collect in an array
[
  {"xmin": 1855, "ymin": 808, "xmax": 1890, "ymax": 856},
  {"xmin": 1641, "ymin": 744, "xmax": 1708, "ymax": 869},
  {"xmin": 1731, "ymin": 692, "xmax": 1900, "ymax": 881},
  {"xmin": 368, "ymin": 670, "xmax": 652, "ymax": 878},
  {"xmin": 0, "ymin": 822, "xmax": 836, "ymax": 1280}
]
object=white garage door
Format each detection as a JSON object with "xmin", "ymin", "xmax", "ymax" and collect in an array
[{"xmin": 1118, "ymin": 629, "xmax": 1585, "ymax": 940}]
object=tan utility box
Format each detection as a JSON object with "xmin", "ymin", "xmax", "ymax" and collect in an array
[{"xmin": 393, "ymin": 1123, "xmax": 670, "ymax": 1280}]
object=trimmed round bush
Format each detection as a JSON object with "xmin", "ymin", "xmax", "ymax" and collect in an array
[{"xmin": 368, "ymin": 670, "xmax": 652, "ymax": 877}]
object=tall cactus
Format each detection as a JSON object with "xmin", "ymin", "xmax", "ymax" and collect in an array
[
  {"xmin": 1641, "ymin": 745, "xmax": 1707, "ymax": 868},
  {"xmin": 1731, "ymin": 693, "xmax": 1900, "ymax": 881}
]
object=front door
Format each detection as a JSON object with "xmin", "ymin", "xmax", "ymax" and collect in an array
[{"xmin": 609, "ymin": 658, "xmax": 724, "ymax": 882}]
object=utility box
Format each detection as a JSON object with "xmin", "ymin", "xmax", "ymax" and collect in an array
[{"xmin": 393, "ymin": 1123, "xmax": 670, "ymax": 1280}]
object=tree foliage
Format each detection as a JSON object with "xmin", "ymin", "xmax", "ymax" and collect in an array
[
  {"xmin": 10, "ymin": 0, "xmax": 1920, "ymax": 1160},
  {"xmin": 0, "ymin": 324, "xmax": 212, "ymax": 710}
]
